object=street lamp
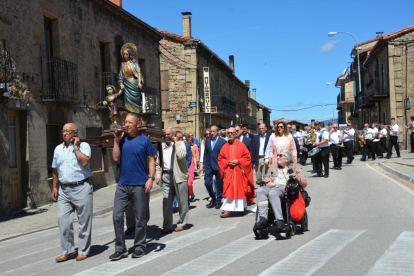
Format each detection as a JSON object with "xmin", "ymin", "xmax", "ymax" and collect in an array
[
  {"xmin": 320, "ymin": 104, "xmax": 335, "ymax": 123},
  {"xmin": 328, "ymin": 31, "xmax": 362, "ymax": 95}
]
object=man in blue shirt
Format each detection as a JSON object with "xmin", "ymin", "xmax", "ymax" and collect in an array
[
  {"xmin": 52, "ymin": 123, "xmax": 92, "ymax": 262},
  {"xmin": 110, "ymin": 112, "xmax": 156, "ymax": 261}
]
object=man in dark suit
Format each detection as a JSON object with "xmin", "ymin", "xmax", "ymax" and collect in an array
[
  {"xmin": 235, "ymin": 125, "xmax": 254, "ymax": 161},
  {"xmin": 241, "ymin": 124, "xmax": 255, "ymax": 140},
  {"xmin": 252, "ymin": 123, "xmax": 271, "ymax": 182},
  {"xmin": 203, "ymin": 125, "xmax": 227, "ymax": 209}
]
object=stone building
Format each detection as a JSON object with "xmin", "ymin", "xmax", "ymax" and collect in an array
[
  {"xmin": 336, "ymin": 25, "xmax": 414, "ymax": 149},
  {"xmin": 158, "ymin": 12, "xmax": 257, "ymax": 138},
  {"xmin": 247, "ymin": 88, "xmax": 272, "ymax": 133},
  {"xmin": 0, "ymin": 0, "xmax": 162, "ymax": 214}
]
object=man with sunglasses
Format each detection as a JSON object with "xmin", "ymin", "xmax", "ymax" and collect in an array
[
  {"xmin": 329, "ymin": 124, "xmax": 342, "ymax": 170},
  {"xmin": 313, "ymin": 122, "xmax": 330, "ymax": 178},
  {"xmin": 359, "ymin": 123, "xmax": 376, "ymax": 161},
  {"xmin": 52, "ymin": 123, "xmax": 93, "ymax": 262},
  {"xmin": 343, "ymin": 122, "xmax": 355, "ymax": 164}
]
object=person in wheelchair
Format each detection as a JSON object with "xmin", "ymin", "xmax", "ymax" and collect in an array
[{"xmin": 256, "ymin": 149, "xmax": 307, "ymax": 232}]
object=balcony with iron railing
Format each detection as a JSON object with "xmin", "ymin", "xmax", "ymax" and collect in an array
[
  {"xmin": 41, "ymin": 57, "xmax": 80, "ymax": 104},
  {"xmin": 239, "ymin": 113, "xmax": 257, "ymax": 129},
  {"xmin": 366, "ymin": 76, "xmax": 388, "ymax": 102},
  {"xmin": 211, "ymin": 95, "xmax": 236, "ymax": 115}
]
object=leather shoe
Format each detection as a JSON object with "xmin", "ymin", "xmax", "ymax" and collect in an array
[
  {"xmin": 55, "ymin": 252, "xmax": 76, "ymax": 262},
  {"xmin": 206, "ymin": 200, "xmax": 216, "ymax": 208},
  {"xmin": 215, "ymin": 202, "xmax": 223, "ymax": 209},
  {"xmin": 174, "ymin": 226, "xmax": 186, "ymax": 231},
  {"xmin": 161, "ymin": 228, "xmax": 172, "ymax": 234},
  {"xmin": 324, "ymin": 174, "xmax": 329, "ymax": 178},
  {"xmin": 270, "ymin": 220, "xmax": 285, "ymax": 235},
  {"xmin": 255, "ymin": 217, "xmax": 269, "ymax": 229},
  {"xmin": 243, "ymin": 207, "xmax": 247, "ymax": 216},
  {"xmin": 76, "ymin": 255, "xmax": 88, "ymax": 261},
  {"xmin": 220, "ymin": 211, "xmax": 230, "ymax": 218}
]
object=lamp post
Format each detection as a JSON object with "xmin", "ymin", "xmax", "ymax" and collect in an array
[
  {"xmin": 320, "ymin": 104, "xmax": 335, "ymax": 123},
  {"xmin": 328, "ymin": 31, "xmax": 362, "ymax": 95}
]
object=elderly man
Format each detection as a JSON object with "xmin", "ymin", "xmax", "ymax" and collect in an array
[
  {"xmin": 218, "ymin": 127, "xmax": 255, "ymax": 218},
  {"xmin": 253, "ymin": 124, "xmax": 271, "ymax": 182},
  {"xmin": 156, "ymin": 128, "xmax": 189, "ymax": 233},
  {"xmin": 52, "ymin": 123, "xmax": 92, "ymax": 262},
  {"xmin": 110, "ymin": 112, "xmax": 155, "ymax": 261}
]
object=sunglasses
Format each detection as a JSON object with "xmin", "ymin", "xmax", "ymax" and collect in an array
[
  {"xmin": 277, "ymin": 126, "xmax": 284, "ymax": 129},
  {"xmin": 334, "ymin": 127, "xmax": 338, "ymax": 128},
  {"xmin": 277, "ymin": 154, "xmax": 285, "ymax": 158}
]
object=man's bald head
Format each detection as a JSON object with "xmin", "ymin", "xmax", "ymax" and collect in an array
[{"xmin": 227, "ymin": 127, "xmax": 237, "ymax": 143}]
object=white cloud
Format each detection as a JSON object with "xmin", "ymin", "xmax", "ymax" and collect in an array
[{"xmin": 318, "ymin": 39, "xmax": 340, "ymax": 52}]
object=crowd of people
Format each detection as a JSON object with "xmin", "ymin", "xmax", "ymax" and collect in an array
[{"xmin": 51, "ymin": 115, "xmax": 410, "ymax": 262}]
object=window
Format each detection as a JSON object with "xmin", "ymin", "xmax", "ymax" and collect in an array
[
  {"xmin": 161, "ymin": 70, "xmax": 169, "ymax": 110},
  {"xmin": 86, "ymin": 127, "xmax": 103, "ymax": 171},
  {"xmin": 382, "ymin": 63, "xmax": 386, "ymax": 95},
  {"xmin": 44, "ymin": 17, "xmax": 53, "ymax": 83}
]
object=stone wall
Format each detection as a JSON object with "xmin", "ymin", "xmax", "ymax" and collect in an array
[{"xmin": 0, "ymin": 0, "xmax": 161, "ymax": 213}]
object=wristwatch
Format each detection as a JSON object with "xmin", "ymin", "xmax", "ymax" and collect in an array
[
  {"xmin": 74, "ymin": 147, "xmax": 80, "ymax": 152},
  {"xmin": 149, "ymin": 176, "xmax": 155, "ymax": 181}
]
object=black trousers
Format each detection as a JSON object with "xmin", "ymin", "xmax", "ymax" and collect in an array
[
  {"xmin": 330, "ymin": 144, "xmax": 342, "ymax": 168},
  {"xmin": 379, "ymin": 138, "xmax": 387, "ymax": 154},
  {"xmin": 387, "ymin": 136, "xmax": 400, "ymax": 157},
  {"xmin": 362, "ymin": 140, "xmax": 376, "ymax": 160},
  {"xmin": 300, "ymin": 144, "xmax": 313, "ymax": 164},
  {"xmin": 315, "ymin": 147, "xmax": 330, "ymax": 175},
  {"xmin": 344, "ymin": 141, "xmax": 354, "ymax": 163},
  {"xmin": 411, "ymin": 132, "xmax": 414, "ymax": 152}
]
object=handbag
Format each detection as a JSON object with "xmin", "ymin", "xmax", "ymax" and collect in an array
[
  {"xmin": 301, "ymin": 188, "xmax": 311, "ymax": 207},
  {"xmin": 289, "ymin": 191, "xmax": 306, "ymax": 221}
]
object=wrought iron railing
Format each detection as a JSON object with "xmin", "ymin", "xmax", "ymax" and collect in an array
[
  {"xmin": 41, "ymin": 57, "xmax": 79, "ymax": 104},
  {"xmin": 0, "ymin": 39, "xmax": 13, "ymax": 84},
  {"xmin": 211, "ymin": 95, "xmax": 236, "ymax": 114},
  {"xmin": 239, "ymin": 113, "xmax": 257, "ymax": 129}
]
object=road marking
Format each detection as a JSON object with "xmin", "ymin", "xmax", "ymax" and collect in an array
[
  {"xmin": 0, "ymin": 228, "xmax": 114, "ymax": 266},
  {"xmin": 258, "ymin": 229, "xmax": 365, "ymax": 276},
  {"xmin": 73, "ymin": 225, "xmax": 237, "ymax": 276},
  {"xmin": 367, "ymin": 231, "xmax": 414, "ymax": 276},
  {"xmin": 366, "ymin": 164, "xmax": 414, "ymax": 197},
  {"xmin": 0, "ymin": 229, "xmax": 57, "ymax": 249},
  {"xmin": 161, "ymin": 233, "xmax": 271, "ymax": 276}
]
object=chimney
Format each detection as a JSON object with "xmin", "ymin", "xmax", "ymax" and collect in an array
[
  {"xmin": 245, "ymin": 80, "xmax": 251, "ymax": 98},
  {"xmin": 182, "ymin": 12, "xmax": 192, "ymax": 37},
  {"xmin": 109, "ymin": 0, "xmax": 122, "ymax": 7},
  {"xmin": 376, "ymin": 31, "xmax": 384, "ymax": 38},
  {"xmin": 252, "ymin": 88, "xmax": 257, "ymax": 100},
  {"xmin": 229, "ymin": 55, "xmax": 235, "ymax": 73}
]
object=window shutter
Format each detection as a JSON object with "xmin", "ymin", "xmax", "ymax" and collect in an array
[{"xmin": 161, "ymin": 70, "xmax": 170, "ymax": 110}]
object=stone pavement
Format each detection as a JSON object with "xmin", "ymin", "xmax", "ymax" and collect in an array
[
  {"xmin": 376, "ymin": 150, "xmax": 414, "ymax": 184},
  {"xmin": 0, "ymin": 183, "xmax": 162, "ymax": 242}
]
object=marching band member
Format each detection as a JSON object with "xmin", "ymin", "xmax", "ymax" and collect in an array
[
  {"xmin": 313, "ymin": 122, "xmax": 330, "ymax": 178},
  {"xmin": 387, "ymin": 118, "xmax": 400, "ymax": 159},
  {"xmin": 404, "ymin": 116, "xmax": 414, "ymax": 153},
  {"xmin": 359, "ymin": 123, "xmax": 376, "ymax": 161},
  {"xmin": 378, "ymin": 124, "xmax": 387, "ymax": 158},
  {"xmin": 329, "ymin": 124, "xmax": 342, "ymax": 170},
  {"xmin": 343, "ymin": 122, "xmax": 355, "ymax": 164},
  {"xmin": 372, "ymin": 123, "xmax": 380, "ymax": 158}
]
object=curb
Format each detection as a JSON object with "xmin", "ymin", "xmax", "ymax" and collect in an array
[
  {"xmin": 378, "ymin": 162, "xmax": 414, "ymax": 184},
  {"xmin": 0, "ymin": 185, "xmax": 163, "ymax": 243}
]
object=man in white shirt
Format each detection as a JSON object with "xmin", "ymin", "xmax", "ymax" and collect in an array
[
  {"xmin": 359, "ymin": 123, "xmax": 376, "ymax": 161},
  {"xmin": 405, "ymin": 116, "xmax": 414, "ymax": 153},
  {"xmin": 378, "ymin": 124, "xmax": 387, "ymax": 158},
  {"xmin": 343, "ymin": 122, "xmax": 355, "ymax": 164},
  {"xmin": 253, "ymin": 123, "xmax": 271, "ymax": 182},
  {"xmin": 299, "ymin": 125, "xmax": 313, "ymax": 166},
  {"xmin": 372, "ymin": 123, "xmax": 380, "ymax": 158},
  {"xmin": 313, "ymin": 122, "xmax": 330, "ymax": 178},
  {"xmin": 386, "ymin": 118, "xmax": 400, "ymax": 159},
  {"xmin": 329, "ymin": 124, "xmax": 342, "ymax": 170},
  {"xmin": 199, "ymin": 129, "xmax": 210, "ymax": 176}
]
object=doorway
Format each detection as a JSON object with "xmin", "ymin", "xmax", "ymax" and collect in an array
[{"xmin": 8, "ymin": 110, "xmax": 21, "ymax": 208}]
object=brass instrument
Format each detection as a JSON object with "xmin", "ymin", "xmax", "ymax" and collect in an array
[
  {"xmin": 357, "ymin": 130, "xmax": 366, "ymax": 147},
  {"xmin": 309, "ymin": 129, "xmax": 317, "ymax": 143},
  {"xmin": 339, "ymin": 127, "xmax": 346, "ymax": 148}
]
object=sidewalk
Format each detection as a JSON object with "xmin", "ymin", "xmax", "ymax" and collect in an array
[
  {"xmin": 0, "ymin": 183, "xmax": 162, "ymax": 242},
  {"xmin": 376, "ymin": 150, "xmax": 414, "ymax": 184}
]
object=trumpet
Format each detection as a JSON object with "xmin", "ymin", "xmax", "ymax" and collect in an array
[
  {"xmin": 309, "ymin": 129, "xmax": 317, "ymax": 143},
  {"xmin": 356, "ymin": 130, "xmax": 367, "ymax": 147}
]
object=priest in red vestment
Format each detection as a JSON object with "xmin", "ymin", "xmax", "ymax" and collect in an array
[{"xmin": 218, "ymin": 127, "xmax": 255, "ymax": 218}]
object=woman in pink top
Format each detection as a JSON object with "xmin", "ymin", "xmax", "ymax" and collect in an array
[
  {"xmin": 188, "ymin": 137, "xmax": 198, "ymax": 201},
  {"xmin": 269, "ymin": 121, "xmax": 297, "ymax": 164}
]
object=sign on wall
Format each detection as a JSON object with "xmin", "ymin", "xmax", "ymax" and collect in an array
[{"xmin": 203, "ymin": 67, "xmax": 217, "ymax": 113}]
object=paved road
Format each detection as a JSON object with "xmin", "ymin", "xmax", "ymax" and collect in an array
[{"xmin": 1, "ymin": 158, "xmax": 414, "ymax": 276}]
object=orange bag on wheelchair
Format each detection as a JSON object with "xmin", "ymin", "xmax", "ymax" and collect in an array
[{"xmin": 290, "ymin": 192, "xmax": 305, "ymax": 221}]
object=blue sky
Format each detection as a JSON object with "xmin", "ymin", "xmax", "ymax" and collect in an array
[{"xmin": 124, "ymin": 0, "xmax": 414, "ymax": 124}]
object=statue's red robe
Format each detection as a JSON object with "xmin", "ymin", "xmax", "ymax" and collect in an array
[{"xmin": 218, "ymin": 140, "xmax": 256, "ymax": 203}]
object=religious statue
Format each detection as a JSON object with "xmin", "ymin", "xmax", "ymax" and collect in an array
[
  {"xmin": 118, "ymin": 43, "xmax": 144, "ymax": 114},
  {"xmin": 102, "ymin": 85, "xmax": 122, "ymax": 128}
]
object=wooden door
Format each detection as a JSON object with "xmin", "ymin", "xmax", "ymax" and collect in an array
[{"xmin": 8, "ymin": 110, "xmax": 21, "ymax": 208}]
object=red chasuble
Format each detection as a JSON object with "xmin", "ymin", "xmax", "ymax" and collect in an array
[{"xmin": 218, "ymin": 140, "xmax": 256, "ymax": 202}]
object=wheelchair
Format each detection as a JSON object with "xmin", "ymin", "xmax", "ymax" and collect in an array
[{"xmin": 253, "ymin": 181, "xmax": 309, "ymax": 239}]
